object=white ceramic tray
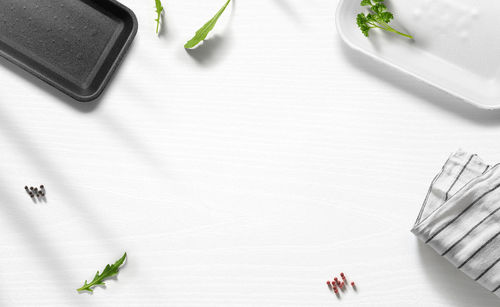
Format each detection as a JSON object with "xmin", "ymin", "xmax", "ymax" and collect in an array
[{"xmin": 336, "ymin": 0, "xmax": 500, "ymax": 109}]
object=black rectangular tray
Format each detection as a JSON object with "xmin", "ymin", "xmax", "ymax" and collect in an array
[{"xmin": 0, "ymin": 0, "xmax": 137, "ymax": 102}]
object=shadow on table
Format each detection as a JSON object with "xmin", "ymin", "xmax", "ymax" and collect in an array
[
  {"xmin": 0, "ymin": 106, "xmax": 121, "ymax": 250},
  {"xmin": 271, "ymin": 0, "xmax": 301, "ymax": 22},
  {"xmin": 416, "ymin": 240, "xmax": 499, "ymax": 306},
  {"xmin": 340, "ymin": 42, "xmax": 500, "ymax": 126},
  {"xmin": 157, "ymin": 10, "xmax": 168, "ymax": 39},
  {"xmin": 185, "ymin": 35, "xmax": 232, "ymax": 67},
  {"xmin": 0, "ymin": 186, "xmax": 78, "ymax": 302}
]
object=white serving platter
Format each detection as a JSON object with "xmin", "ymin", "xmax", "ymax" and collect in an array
[{"xmin": 336, "ymin": 0, "xmax": 500, "ymax": 109}]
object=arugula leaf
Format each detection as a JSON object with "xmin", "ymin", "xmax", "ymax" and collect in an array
[
  {"xmin": 356, "ymin": 0, "xmax": 412, "ymax": 39},
  {"xmin": 155, "ymin": 0, "xmax": 164, "ymax": 34},
  {"xmin": 184, "ymin": 0, "xmax": 232, "ymax": 49},
  {"xmin": 77, "ymin": 252, "xmax": 127, "ymax": 293}
]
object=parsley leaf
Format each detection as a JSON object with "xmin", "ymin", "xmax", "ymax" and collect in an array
[
  {"xmin": 77, "ymin": 252, "xmax": 127, "ymax": 293},
  {"xmin": 356, "ymin": 0, "xmax": 412, "ymax": 39},
  {"xmin": 184, "ymin": 0, "xmax": 232, "ymax": 49},
  {"xmin": 155, "ymin": 0, "xmax": 164, "ymax": 34}
]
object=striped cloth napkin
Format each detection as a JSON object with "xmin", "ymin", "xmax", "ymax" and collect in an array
[{"xmin": 412, "ymin": 150, "xmax": 500, "ymax": 297}]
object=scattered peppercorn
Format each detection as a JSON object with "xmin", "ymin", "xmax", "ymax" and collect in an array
[
  {"xmin": 327, "ymin": 272, "xmax": 357, "ymax": 297},
  {"xmin": 25, "ymin": 185, "xmax": 46, "ymax": 201}
]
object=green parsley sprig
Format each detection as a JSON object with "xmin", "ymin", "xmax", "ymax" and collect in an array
[{"xmin": 356, "ymin": 0, "xmax": 413, "ymax": 39}]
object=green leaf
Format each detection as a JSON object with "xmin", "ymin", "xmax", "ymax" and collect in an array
[
  {"xmin": 360, "ymin": 0, "xmax": 372, "ymax": 6},
  {"xmin": 155, "ymin": 0, "xmax": 164, "ymax": 34},
  {"xmin": 184, "ymin": 0, "xmax": 232, "ymax": 49},
  {"xmin": 377, "ymin": 11, "xmax": 393, "ymax": 23},
  {"xmin": 371, "ymin": 3, "xmax": 387, "ymax": 14},
  {"xmin": 356, "ymin": 13, "xmax": 371, "ymax": 37},
  {"xmin": 356, "ymin": 13, "xmax": 367, "ymax": 24},
  {"xmin": 77, "ymin": 252, "xmax": 127, "ymax": 293}
]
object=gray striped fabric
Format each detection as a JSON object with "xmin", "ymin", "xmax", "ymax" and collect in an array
[{"xmin": 412, "ymin": 150, "xmax": 500, "ymax": 297}]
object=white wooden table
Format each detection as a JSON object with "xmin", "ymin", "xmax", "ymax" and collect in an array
[{"xmin": 1, "ymin": 0, "xmax": 500, "ymax": 305}]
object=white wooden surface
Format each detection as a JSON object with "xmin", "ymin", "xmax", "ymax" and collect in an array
[{"xmin": 1, "ymin": 0, "xmax": 500, "ymax": 306}]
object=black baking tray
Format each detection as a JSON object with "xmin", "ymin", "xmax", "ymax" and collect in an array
[{"xmin": 0, "ymin": 0, "xmax": 137, "ymax": 102}]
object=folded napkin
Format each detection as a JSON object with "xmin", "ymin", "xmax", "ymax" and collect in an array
[{"xmin": 412, "ymin": 150, "xmax": 500, "ymax": 297}]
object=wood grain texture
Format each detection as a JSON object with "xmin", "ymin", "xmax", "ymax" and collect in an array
[{"xmin": 0, "ymin": 0, "xmax": 500, "ymax": 305}]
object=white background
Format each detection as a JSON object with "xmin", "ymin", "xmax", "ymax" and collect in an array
[{"xmin": 1, "ymin": 0, "xmax": 500, "ymax": 306}]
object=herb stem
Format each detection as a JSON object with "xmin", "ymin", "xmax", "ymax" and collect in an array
[{"xmin": 377, "ymin": 20, "xmax": 413, "ymax": 39}]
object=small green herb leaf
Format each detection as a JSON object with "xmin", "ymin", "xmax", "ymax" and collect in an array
[
  {"xmin": 356, "ymin": 13, "xmax": 371, "ymax": 37},
  {"xmin": 77, "ymin": 252, "xmax": 127, "ymax": 293},
  {"xmin": 184, "ymin": 0, "xmax": 231, "ymax": 49},
  {"xmin": 155, "ymin": 0, "xmax": 164, "ymax": 34},
  {"xmin": 356, "ymin": 0, "xmax": 412, "ymax": 39}
]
